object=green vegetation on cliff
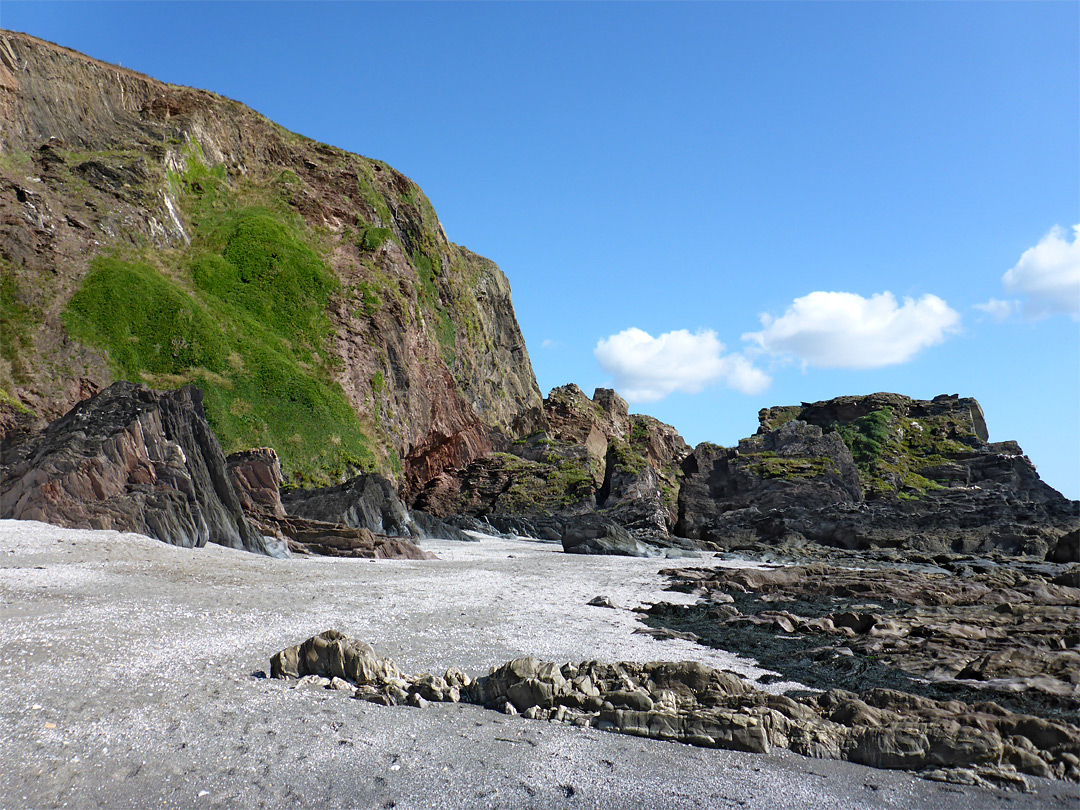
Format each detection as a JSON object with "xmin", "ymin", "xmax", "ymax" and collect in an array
[
  {"xmin": 747, "ymin": 451, "xmax": 834, "ymax": 480},
  {"xmin": 490, "ymin": 452, "xmax": 595, "ymax": 512},
  {"xmin": 829, "ymin": 408, "xmax": 960, "ymax": 499},
  {"xmin": 62, "ymin": 146, "xmax": 375, "ymax": 485}
]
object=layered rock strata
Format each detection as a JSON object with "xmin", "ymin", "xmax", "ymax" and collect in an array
[
  {"xmin": 644, "ymin": 552, "xmax": 1080, "ymax": 722},
  {"xmin": 226, "ymin": 448, "xmax": 433, "ymax": 559},
  {"xmin": 0, "ymin": 381, "xmax": 284, "ymax": 555},
  {"xmin": 271, "ymin": 630, "xmax": 1080, "ymax": 789},
  {"xmin": 0, "ymin": 29, "xmax": 543, "ymax": 490},
  {"xmin": 677, "ymin": 394, "xmax": 1078, "ymax": 555},
  {"xmin": 414, "ymin": 385, "xmax": 691, "ymax": 544}
]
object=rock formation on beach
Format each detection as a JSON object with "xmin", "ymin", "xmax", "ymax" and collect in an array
[
  {"xmin": 0, "ymin": 29, "xmax": 1077, "ymax": 804},
  {"xmin": 0, "ymin": 380, "xmax": 433, "ymax": 559},
  {"xmin": 270, "ymin": 630, "xmax": 1080, "ymax": 790},
  {"xmin": 226, "ymin": 447, "xmax": 434, "ymax": 559},
  {"xmin": 0, "ymin": 30, "xmax": 1073, "ymax": 559},
  {"xmin": 674, "ymin": 393, "xmax": 1077, "ymax": 556},
  {"xmin": 644, "ymin": 549, "xmax": 1080, "ymax": 722},
  {"xmin": 416, "ymin": 389, "xmax": 1076, "ymax": 558},
  {"xmin": 414, "ymin": 384, "xmax": 693, "ymax": 552},
  {"xmin": 0, "ymin": 380, "xmax": 285, "ymax": 555}
]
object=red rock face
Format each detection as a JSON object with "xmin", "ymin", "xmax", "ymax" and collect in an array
[
  {"xmin": 0, "ymin": 382, "xmax": 282, "ymax": 555},
  {"xmin": 226, "ymin": 448, "xmax": 288, "ymax": 519},
  {"xmin": 0, "ymin": 30, "xmax": 544, "ymax": 493},
  {"xmin": 226, "ymin": 447, "xmax": 435, "ymax": 560}
]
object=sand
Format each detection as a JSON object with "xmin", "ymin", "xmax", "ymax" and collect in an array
[{"xmin": 1, "ymin": 519, "xmax": 1076, "ymax": 809}]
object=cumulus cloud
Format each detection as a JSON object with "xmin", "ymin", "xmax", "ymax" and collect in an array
[
  {"xmin": 743, "ymin": 291, "xmax": 961, "ymax": 369},
  {"xmin": 1001, "ymin": 224, "xmax": 1080, "ymax": 318},
  {"xmin": 594, "ymin": 327, "xmax": 770, "ymax": 402},
  {"xmin": 973, "ymin": 298, "xmax": 1016, "ymax": 322}
]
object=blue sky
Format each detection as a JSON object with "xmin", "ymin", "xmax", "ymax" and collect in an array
[{"xmin": 5, "ymin": 2, "xmax": 1078, "ymax": 497}]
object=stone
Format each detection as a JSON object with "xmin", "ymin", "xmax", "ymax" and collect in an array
[
  {"xmin": 412, "ymin": 384, "xmax": 692, "ymax": 543},
  {"xmin": 226, "ymin": 449, "xmax": 434, "ymax": 560},
  {"xmin": 281, "ymin": 473, "xmax": 418, "ymax": 537},
  {"xmin": 646, "ymin": 556, "xmax": 1080, "ymax": 720},
  {"xmin": 269, "ymin": 630, "xmax": 1080, "ymax": 787},
  {"xmin": 0, "ymin": 30, "xmax": 545, "ymax": 504},
  {"xmin": 677, "ymin": 394, "xmax": 1077, "ymax": 556},
  {"xmin": 587, "ymin": 595, "xmax": 618, "ymax": 609},
  {"xmin": 0, "ymin": 382, "xmax": 285, "ymax": 556},
  {"xmin": 1047, "ymin": 529, "xmax": 1079, "ymax": 565},
  {"xmin": 561, "ymin": 516, "xmax": 663, "ymax": 557}
]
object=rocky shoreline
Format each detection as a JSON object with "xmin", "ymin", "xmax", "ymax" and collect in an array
[
  {"xmin": 640, "ymin": 543, "xmax": 1080, "ymax": 725},
  {"xmin": 269, "ymin": 629, "xmax": 1080, "ymax": 790},
  {"xmin": 4, "ymin": 521, "xmax": 1077, "ymax": 810}
]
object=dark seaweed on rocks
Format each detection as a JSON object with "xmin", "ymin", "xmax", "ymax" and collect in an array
[{"xmin": 642, "ymin": 550, "xmax": 1080, "ymax": 725}]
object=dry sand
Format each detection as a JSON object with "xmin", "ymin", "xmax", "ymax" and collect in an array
[{"xmin": 1, "ymin": 519, "xmax": 1076, "ymax": 809}]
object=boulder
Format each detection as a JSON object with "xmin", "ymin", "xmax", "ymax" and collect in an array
[
  {"xmin": 410, "ymin": 509, "xmax": 475, "ymax": 542},
  {"xmin": 561, "ymin": 515, "xmax": 663, "ymax": 557},
  {"xmin": 0, "ymin": 381, "xmax": 284, "ymax": 556},
  {"xmin": 1047, "ymin": 529, "xmax": 1079, "ymax": 565},
  {"xmin": 227, "ymin": 448, "xmax": 434, "ymax": 560},
  {"xmin": 281, "ymin": 473, "xmax": 417, "ymax": 537}
]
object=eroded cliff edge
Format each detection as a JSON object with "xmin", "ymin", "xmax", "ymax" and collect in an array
[{"xmin": 0, "ymin": 29, "xmax": 543, "ymax": 490}]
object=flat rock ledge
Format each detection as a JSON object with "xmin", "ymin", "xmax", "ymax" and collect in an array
[{"xmin": 271, "ymin": 630, "xmax": 1080, "ymax": 791}]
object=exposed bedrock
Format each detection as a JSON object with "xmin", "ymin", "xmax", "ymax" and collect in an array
[
  {"xmin": 413, "ymin": 384, "xmax": 691, "ymax": 545},
  {"xmin": 644, "ymin": 555, "xmax": 1080, "ymax": 723},
  {"xmin": 271, "ymin": 630, "xmax": 1080, "ymax": 790},
  {"xmin": 0, "ymin": 30, "xmax": 543, "ymax": 493},
  {"xmin": 226, "ymin": 448, "xmax": 434, "ymax": 559},
  {"xmin": 676, "ymin": 393, "xmax": 1078, "ymax": 556},
  {"xmin": 0, "ymin": 381, "xmax": 284, "ymax": 555}
]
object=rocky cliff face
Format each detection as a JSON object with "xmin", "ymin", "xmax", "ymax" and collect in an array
[
  {"xmin": 414, "ymin": 384, "xmax": 691, "ymax": 542},
  {"xmin": 0, "ymin": 30, "xmax": 542, "ymax": 490},
  {"xmin": 0, "ymin": 381, "xmax": 285, "ymax": 555},
  {"xmin": 677, "ymin": 393, "xmax": 1078, "ymax": 555}
]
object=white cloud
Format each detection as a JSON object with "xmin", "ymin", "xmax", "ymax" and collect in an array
[
  {"xmin": 594, "ymin": 327, "xmax": 770, "ymax": 402},
  {"xmin": 973, "ymin": 298, "xmax": 1016, "ymax": 322},
  {"xmin": 1002, "ymin": 224, "xmax": 1080, "ymax": 318},
  {"xmin": 540, "ymin": 338, "xmax": 564, "ymax": 349},
  {"xmin": 743, "ymin": 291, "xmax": 961, "ymax": 369}
]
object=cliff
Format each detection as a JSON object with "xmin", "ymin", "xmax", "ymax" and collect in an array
[
  {"xmin": 677, "ymin": 393, "xmax": 1078, "ymax": 556},
  {"xmin": 0, "ymin": 30, "xmax": 543, "ymax": 489}
]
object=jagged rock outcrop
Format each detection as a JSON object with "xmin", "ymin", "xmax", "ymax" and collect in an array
[
  {"xmin": 677, "ymin": 394, "xmax": 1078, "ymax": 555},
  {"xmin": 281, "ymin": 473, "xmax": 418, "ymax": 537},
  {"xmin": 226, "ymin": 448, "xmax": 434, "ymax": 558},
  {"xmin": 413, "ymin": 384, "xmax": 691, "ymax": 543},
  {"xmin": 270, "ymin": 630, "xmax": 1080, "ymax": 788},
  {"xmin": 0, "ymin": 29, "xmax": 542, "ymax": 493},
  {"xmin": 0, "ymin": 381, "xmax": 284, "ymax": 555},
  {"xmin": 676, "ymin": 420, "xmax": 862, "ymax": 543}
]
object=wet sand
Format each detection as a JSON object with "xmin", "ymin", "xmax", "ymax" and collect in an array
[{"xmin": 1, "ymin": 519, "xmax": 1076, "ymax": 809}]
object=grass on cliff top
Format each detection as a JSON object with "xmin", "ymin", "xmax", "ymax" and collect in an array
[{"xmin": 63, "ymin": 160, "xmax": 375, "ymax": 485}]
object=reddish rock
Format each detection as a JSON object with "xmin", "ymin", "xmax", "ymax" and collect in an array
[{"xmin": 0, "ymin": 381, "xmax": 283, "ymax": 555}]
